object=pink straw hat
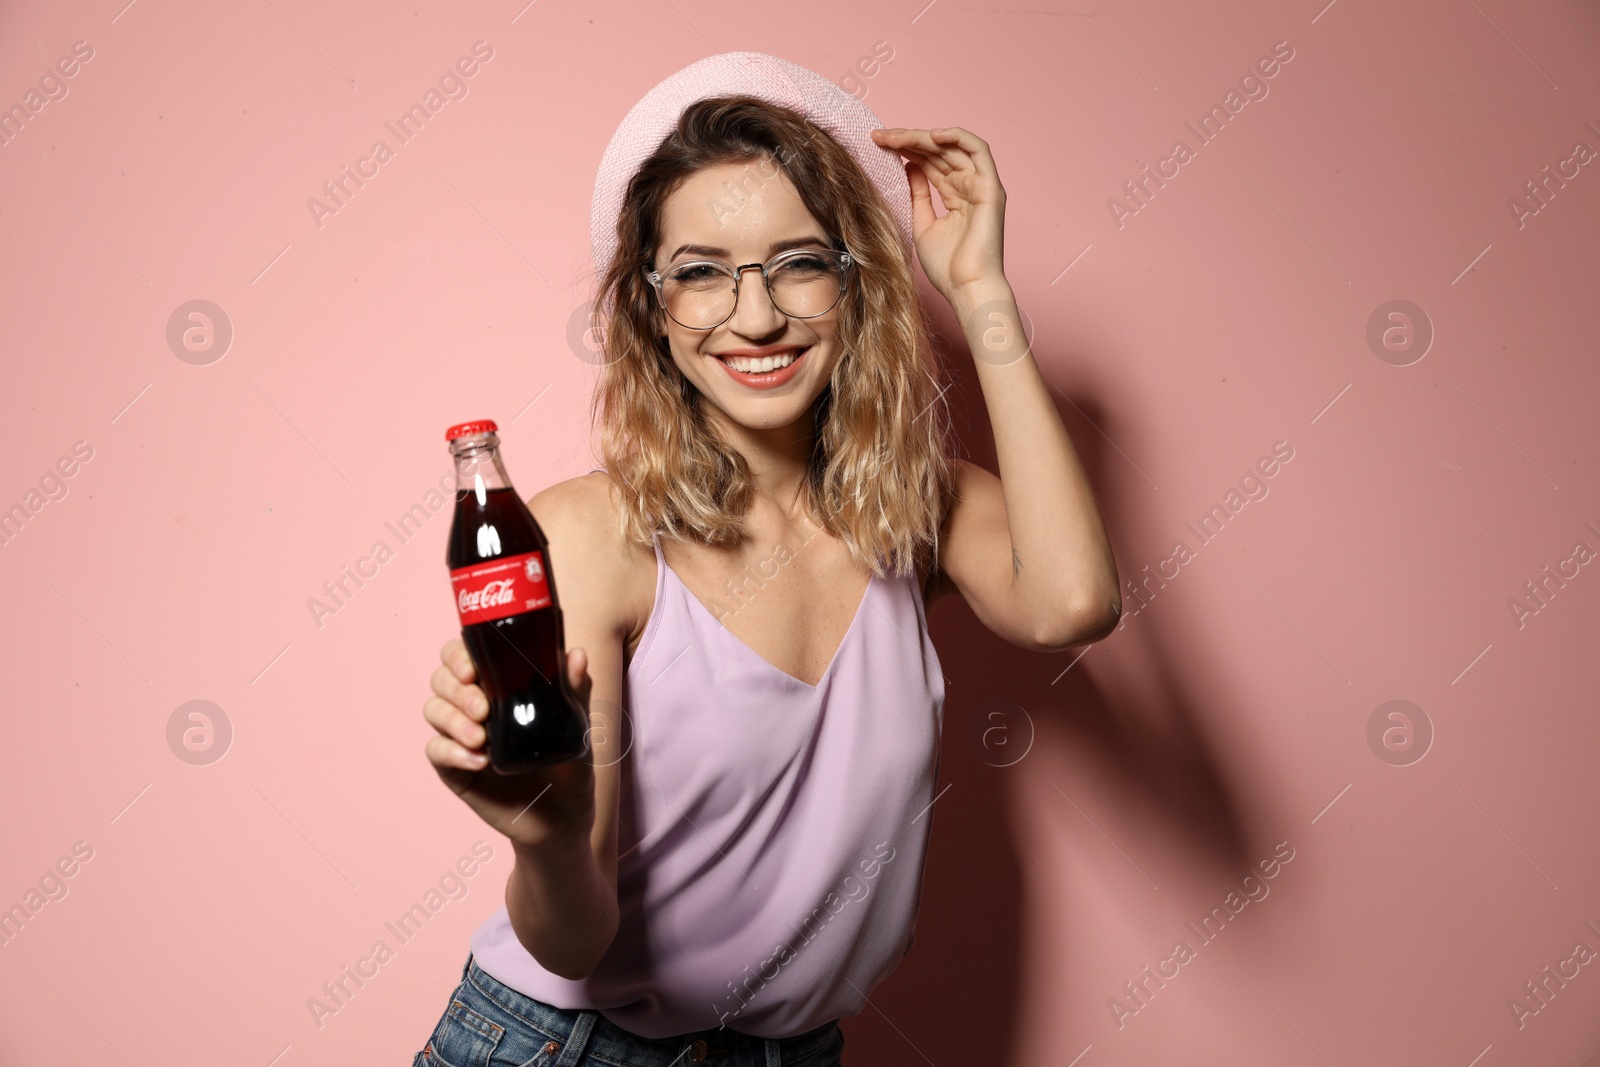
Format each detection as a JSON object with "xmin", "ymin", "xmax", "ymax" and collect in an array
[{"xmin": 588, "ymin": 51, "xmax": 914, "ymax": 275}]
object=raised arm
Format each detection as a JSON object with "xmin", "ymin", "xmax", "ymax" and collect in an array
[{"xmin": 875, "ymin": 124, "xmax": 1120, "ymax": 650}]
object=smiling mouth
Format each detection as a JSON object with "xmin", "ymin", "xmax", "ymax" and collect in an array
[{"xmin": 714, "ymin": 347, "xmax": 809, "ymax": 374}]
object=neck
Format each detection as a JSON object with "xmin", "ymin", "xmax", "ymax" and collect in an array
[{"xmin": 703, "ymin": 400, "xmax": 820, "ymax": 520}]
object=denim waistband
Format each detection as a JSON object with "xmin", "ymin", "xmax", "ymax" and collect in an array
[{"xmin": 458, "ymin": 952, "xmax": 841, "ymax": 1066}]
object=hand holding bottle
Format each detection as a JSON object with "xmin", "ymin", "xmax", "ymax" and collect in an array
[{"xmin": 423, "ymin": 637, "xmax": 598, "ymax": 850}]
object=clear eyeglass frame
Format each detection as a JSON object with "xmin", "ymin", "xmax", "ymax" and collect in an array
[{"xmin": 643, "ymin": 246, "xmax": 855, "ymax": 331}]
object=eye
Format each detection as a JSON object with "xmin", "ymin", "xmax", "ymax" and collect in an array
[
  {"xmin": 775, "ymin": 255, "xmax": 838, "ymax": 276},
  {"xmin": 667, "ymin": 263, "xmax": 723, "ymax": 282}
]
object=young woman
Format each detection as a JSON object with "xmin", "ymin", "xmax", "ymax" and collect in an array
[{"xmin": 416, "ymin": 53, "xmax": 1119, "ymax": 1067}]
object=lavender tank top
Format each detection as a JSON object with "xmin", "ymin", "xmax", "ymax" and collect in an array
[{"xmin": 469, "ymin": 481, "xmax": 946, "ymax": 1039}]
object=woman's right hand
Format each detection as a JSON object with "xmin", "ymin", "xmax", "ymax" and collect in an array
[{"xmin": 424, "ymin": 637, "xmax": 596, "ymax": 851}]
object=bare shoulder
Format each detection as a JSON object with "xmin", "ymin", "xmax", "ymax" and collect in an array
[{"xmin": 526, "ymin": 471, "xmax": 652, "ymax": 645}]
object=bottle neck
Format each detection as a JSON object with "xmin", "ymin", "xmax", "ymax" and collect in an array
[{"xmin": 450, "ymin": 433, "xmax": 513, "ymax": 497}]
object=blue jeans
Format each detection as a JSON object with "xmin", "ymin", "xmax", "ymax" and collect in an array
[{"xmin": 413, "ymin": 953, "xmax": 845, "ymax": 1067}]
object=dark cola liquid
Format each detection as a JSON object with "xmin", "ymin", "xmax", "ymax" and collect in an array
[{"xmin": 448, "ymin": 485, "xmax": 588, "ymax": 772}]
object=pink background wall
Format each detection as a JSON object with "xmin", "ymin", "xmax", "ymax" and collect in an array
[{"xmin": 3, "ymin": 0, "xmax": 1597, "ymax": 1063}]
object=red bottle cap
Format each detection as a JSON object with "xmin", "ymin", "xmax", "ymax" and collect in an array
[{"xmin": 445, "ymin": 419, "xmax": 499, "ymax": 441}]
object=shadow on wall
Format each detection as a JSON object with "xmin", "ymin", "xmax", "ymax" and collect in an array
[{"xmin": 838, "ymin": 299, "xmax": 1258, "ymax": 1064}]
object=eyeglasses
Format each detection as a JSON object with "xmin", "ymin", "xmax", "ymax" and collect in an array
[{"xmin": 643, "ymin": 247, "xmax": 854, "ymax": 331}]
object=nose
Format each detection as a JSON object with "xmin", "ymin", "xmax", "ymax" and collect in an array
[{"xmin": 727, "ymin": 262, "xmax": 786, "ymax": 333}]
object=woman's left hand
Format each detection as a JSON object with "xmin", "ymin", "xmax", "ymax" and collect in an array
[{"xmin": 870, "ymin": 125, "xmax": 1008, "ymax": 302}]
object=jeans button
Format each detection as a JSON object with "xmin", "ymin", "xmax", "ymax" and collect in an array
[{"xmin": 687, "ymin": 1038, "xmax": 708, "ymax": 1064}]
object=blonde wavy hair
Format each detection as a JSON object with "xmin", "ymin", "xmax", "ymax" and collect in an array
[{"xmin": 588, "ymin": 94, "xmax": 957, "ymax": 581}]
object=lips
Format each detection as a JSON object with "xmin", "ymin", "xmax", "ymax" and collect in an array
[
  {"xmin": 711, "ymin": 346, "xmax": 810, "ymax": 389},
  {"xmin": 714, "ymin": 346, "xmax": 808, "ymax": 373}
]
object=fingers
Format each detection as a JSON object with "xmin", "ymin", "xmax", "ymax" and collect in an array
[
  {"xmin": 880, "ymin": 136, "xmax": 962, "ymax": 211},
  {"xmin": 440, "ymin": 637, "xmax": 476, "ymax": 684},
  {"xmin": 874, "ymin": 127, "xmax": 958, "ymax": 170},
  {"xmin": 424, "ymin": 693, "xmax": 486, "ymax": 752},
  {"xmin": 873, "ymin": 127, "xmax": 999, "ymax": 186},
  {"xmin": 902, "ymin": 161, "xmax": 939, "ymax": 236},
  {"xmin": 567, "ymin": 646, "xmax": 590, "ymax": 696},
  {"xmin": 425, "ymin": 732, "xmax": 489, "ymax": 773},
  {"xmin": 894, "ymin": 141, "xmax": 957, "ymax": 177},
  {"xmin": 877, "ymin": 125, "xmax": 989, "ymax": 159},
  {"xmin": 431, "ymin": 663, "xmax": 487, "ymax": 724}
]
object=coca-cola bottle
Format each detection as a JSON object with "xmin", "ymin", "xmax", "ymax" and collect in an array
[{"xmin": 445, "ymin": 420, "xmax": 589, "ymax": 772}]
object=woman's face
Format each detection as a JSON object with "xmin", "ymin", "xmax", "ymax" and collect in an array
[{"xmin": 651, "ymin": 159, "xmax": 843, "ymax": 436}]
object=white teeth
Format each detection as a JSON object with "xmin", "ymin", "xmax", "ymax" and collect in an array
[{"xmin": 724, "ymin": 349, "xmax": 803, "ymax": 374}]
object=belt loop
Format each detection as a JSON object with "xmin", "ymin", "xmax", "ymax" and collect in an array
[
  {"xmin": 765, "ymin": 1036, "xmax": 781, "ymax": 1067},
  {"xmin": 460, "ymin": 952, "xmax": 474, "ymax": 983},
  {"xmin": 553, "ymin": 1008, "xmax": 601, "ymax": 1066}
]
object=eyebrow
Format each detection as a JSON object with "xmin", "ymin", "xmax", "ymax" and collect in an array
[{"xmin": 665, "ymin": 236, "xmax": 831, "ymax": 262}]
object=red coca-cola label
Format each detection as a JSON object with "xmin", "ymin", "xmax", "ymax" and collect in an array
[{"xmin": 450, "ymin": 550, "xmax": 552, "ymax": 625}]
